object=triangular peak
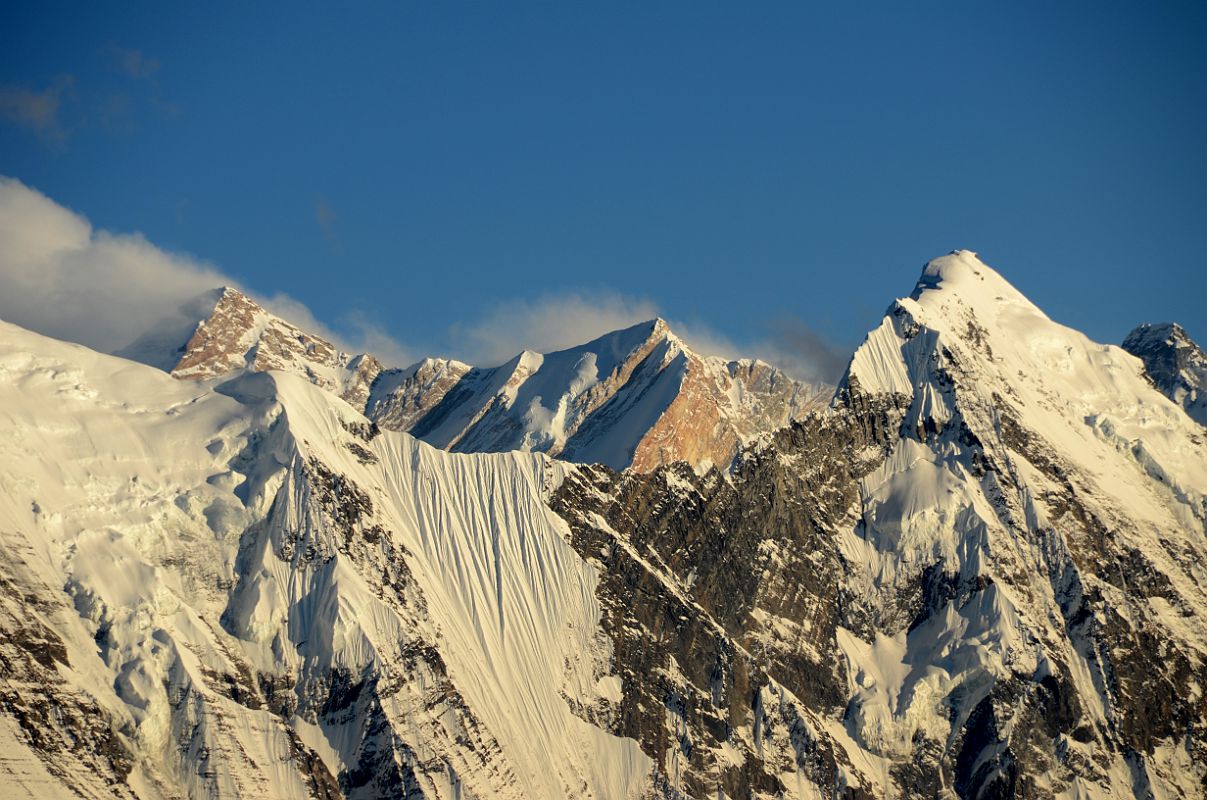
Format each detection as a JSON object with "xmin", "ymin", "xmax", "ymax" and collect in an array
[
  {"xmin": 552, "ymin": 317, "xmax": 675, "ymax": 357},
  {"xmin": 910, "ymin": 249, "xmax": 1045, "ymax": 319}
]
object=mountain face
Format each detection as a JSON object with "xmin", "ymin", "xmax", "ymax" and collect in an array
[
  {"xmin": 549, "ymin": 252, "xmax": 1207, "ymax": 798},
  {"xmin": 369, "ymin": 319, "xmax": 827, "ymax": 472},
  {"xmin": 1, "ymin": 250, "xmax": 1205, "ymax": 799},
  {"xmin": 121, "ymin": 288, "xmax": 827, "ymax": 473},
  {"xmin": 120, "ymin": 287, "xmax": 385, "ymax": 408},
  {"xmin": 1122, "ymin": 322, "xmax": 1207, "ymax": 426},
  {"xmin": 0, "ymin": 322, "xmax": 649, "ymax": 799}
]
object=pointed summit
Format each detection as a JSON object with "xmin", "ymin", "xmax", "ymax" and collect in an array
[
  {"xmin": 120, "ymin": 285, "xmax": 384, "ymax": 407},
  {"xmin": 368, "ymin": 316, "xmax": 828, "ymax": 472},
  {"xmin": 910, "ymin": 249, "xmax": 1046, "ymax": 319}
]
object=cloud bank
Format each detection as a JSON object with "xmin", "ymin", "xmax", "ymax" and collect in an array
[
  {"xmin": 0, "ymin": 176, "xmax": 231, "ymax": 353},
  {"xmin": 0, "ymin": 176, "xmax": 411, "ymax": 365}
]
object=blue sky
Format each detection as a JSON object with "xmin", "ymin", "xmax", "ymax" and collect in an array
[{"xmin": 1, "ymin": 2, "xmax": 1204, "ymax": 375}]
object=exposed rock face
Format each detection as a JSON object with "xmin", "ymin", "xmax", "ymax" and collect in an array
[
  {"xmin": 121, "ymin": 286, "xmax": 384, "ymax": 407},
  {"xmin": 364, "ymin": 357, "xmax": 472, "ymax": 432},
  {"xmin": 550, "ymin": 390, "xmax": 909, "ymax": 798},
  {"xmin": 550, "ymin": 252, "xmax": 1207, "ymax": 798},
  {"xmin": 372, "ymin": 318, "xmax": 829, "ymax": 472},
  {"xmin": 1122, "ymin": 322, "xmax": 1207, "ymax": 426}
]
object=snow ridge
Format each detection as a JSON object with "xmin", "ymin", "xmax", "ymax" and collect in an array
[{"xmin": 0, "ymin": 320, "xmax": 649, "ymax": 799}]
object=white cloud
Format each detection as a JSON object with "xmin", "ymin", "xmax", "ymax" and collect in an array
[
  {"xmin": 0, "ymin": 176, "xmax": 229, "ymax": 353},
  {"xmin": 0, "ymin": 176, "xmax": 415, "ymax": 365},
  {"xmin": 448, "ymin": 290, "xmax": 661, "ymax": 366}
]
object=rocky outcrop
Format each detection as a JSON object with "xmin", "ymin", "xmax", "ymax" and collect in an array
[
  {"xmin": 550, "ymin": 389, "xmax": 909, "ymax": 798},
  {"xmin": 122, "ymin": 286, "xmax": 384, "ymax": 407},
  {"xmin": 1122, "ymin": 321, "xmax": 1207, "ymax": 426}
]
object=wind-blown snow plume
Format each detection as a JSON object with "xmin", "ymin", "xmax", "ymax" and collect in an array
[{"xmin": 448, "ymin": 290, "xmax": 662, "ymax": 367}]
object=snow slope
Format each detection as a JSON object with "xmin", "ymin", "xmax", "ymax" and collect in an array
[
  {"xmin": 0, "ymin": 319, "xmax": 649, "ymax": 799},
  {"xmin": 122, "ymin": 291, "xmax": 827, "ymax": 474},
  {"xmin": 544, "ymin": 251, "xmax": 1207, "ymax": 799},
  {"xmin": 3, "ymin": 249, "xmax": 1206, "ymax": 799}
]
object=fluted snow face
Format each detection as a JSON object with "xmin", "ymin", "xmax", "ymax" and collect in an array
[
  {"xmin": 0, "ymin": 320, "xmax": 649, "ymax": 799},
  {"xmin": 835, "ymin": 250, "xmax": 1207, "ymax": 796}
]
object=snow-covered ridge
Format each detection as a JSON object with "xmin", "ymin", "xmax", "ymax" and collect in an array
[
  {"xmin": 372, "ymin": 317, "xmax": 827, "ymax": 472},
  {"xmin": 122, "ymin": 287, "xmax": 829, "ymax": 472},
  {"xmin": 5, "ymin": 248, "xmax": 1206, "ymax": 798},
  {"xmin": 0, "ymin": 319, "xmax": 650, "ymax": 798},
  {"xmin": 833, "ymin": 249, "xmax": 1207, "ymax": 796}
]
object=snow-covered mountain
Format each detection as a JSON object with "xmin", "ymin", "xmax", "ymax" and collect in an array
[
  {"xmin": 0, "ymin": 320, "xmax": 648, "ymax": 799},
  {"xmin": 550, "ymin": 251, "xmax": 1207, "ymax": 798},
  {"xmin": 1122, "ymin": 322, "xmax": 1207, "ymax": 427},
  {"xmin": 121, "ymin": 287, "xmax": 828, "ymax": 473},
  {"xmin": 369, "ymin": 318, "xmax": 827, "ymax": 472},
  {"xmin": 1, "ymin": 250, "xmax": 1205, "ymax": 799}
]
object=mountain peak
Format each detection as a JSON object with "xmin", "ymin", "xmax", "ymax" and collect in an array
[
  {"xmin": 138, "ymin": 285, "xmax": 384, "ymax": 407},
  {"xmin": 1123, "ymin": 320, "xmax": 1206, "ymax": 426},
  {"xmin": 910, "ymin": 249, "xmax": 1041, "ymax": 317},
  {"xmin": 1124, "ymin": 321, "xmax": 1191, "ymax": 348}
]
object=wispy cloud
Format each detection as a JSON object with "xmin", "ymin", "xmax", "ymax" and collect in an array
[
  {"xmin": 448, "ymin": 290, "xmax": 661, "ymax": 366},
  {"xmin": 105, "ymin": 44, "xmax": 160, "ymax": 80},
  {"xmin": 760, "ymin": 317, "xmax": 850, "ymax": 384},
  {"xmin": 314, "ymin": 198, "xmax": 337, "ymax": 240},
  {"xmin": 1, "ymin": 47, "xmax": 173, "ymax": 147},
  {"xmin": 0, "ymin": 77, "xmax": 74, "ymax": 144},
  {"xmin": 341, "ymin": 310, "xmax": 418, "ymax": 367},
  {"xmin": 665, "ymin": 317, "xmax": 848, "ymax": 384}
]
